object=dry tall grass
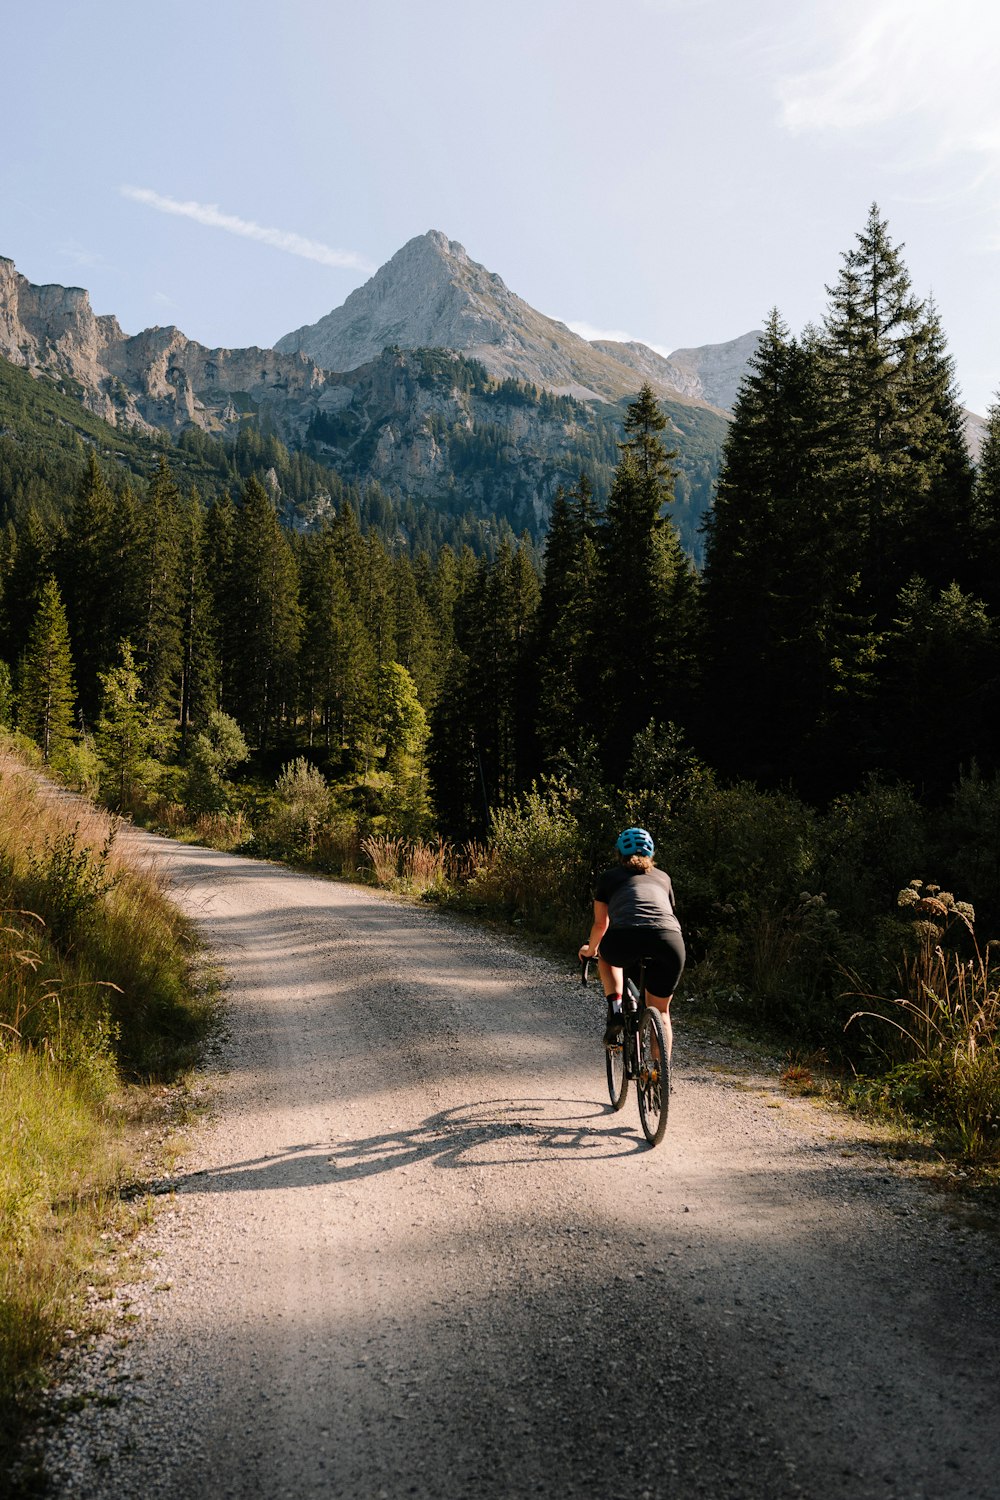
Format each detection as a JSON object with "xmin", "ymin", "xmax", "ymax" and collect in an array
[
  {"xmin": 0, "ymin": 744, "xmax": 206, "ymax": 1465},
  {"xmin": 848, "ymin": 885, "xmax": 1000, "ymax": 1162}
]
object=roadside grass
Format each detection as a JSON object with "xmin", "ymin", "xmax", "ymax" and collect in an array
[{"xmin": 0, "ymin": 744, "xmax": 211, "ymax": 1480}]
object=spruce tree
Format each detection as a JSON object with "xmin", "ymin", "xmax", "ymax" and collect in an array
[
  {"xmin": 177, "ymin": 490, "xmax": 220, "ymax": 743},
  {"xmin": 392, "ymin": 556, "xmax": 439, "ymax": 709},
  {"xmin": 227, "ymin": 476, "xmax": 301, "ymax": 746},
  {"xmin": 821, "ymin": 204, "xmax": 974, "ymax": 620},
  {"xmin": 701, "ymin": 314, "xmax": 838, "ymax": 778},
  {"xmin": 2, "ymin": 507, "xmax": 54, "ymax": 671},
  {"xmin": 595, "ymin": 387, "xmax": 697, "ymax": 772},
  {"xmin": 535, "ymin": 474, "xmax": 601, "ymax": 765},
  {"xmin": 95, "ymin": 640, "xmax": 169, "ymax": 811},
  {"xmin": 135, "ymin": 457, "xmax": 185, "ymax": 725},
  {"xmin": 297, "ymin": 526, "xmax": 376, "ymax": 756},
  {"xmin": 60, "ymin": 452, "xmax": 120, "ymax": 720},
  {"xmin": 18, "ymin": 577, "xmax": 76, "ymax": 763},
  {"xmin": 973, "ymin": 400, "xmax": 1000, "ymax": 604}
]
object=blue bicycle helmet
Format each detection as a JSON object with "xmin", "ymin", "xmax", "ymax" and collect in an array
[{"xmin": 616, "ymin": 826, "xmax": 654, "ymax": 857}]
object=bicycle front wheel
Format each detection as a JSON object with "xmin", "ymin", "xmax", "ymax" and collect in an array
[
  {"xmin": 606, "ymin": 1034, "xmax": 628, "ymax": 1110},
  {"xmin": 636, "ymin": 1008, "xmax": 669, "ymax": 1146}
]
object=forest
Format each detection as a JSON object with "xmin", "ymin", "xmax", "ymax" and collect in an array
[{"xmin": 4, "ymin": 205, "xmax": 1000, "ymax": 1162}]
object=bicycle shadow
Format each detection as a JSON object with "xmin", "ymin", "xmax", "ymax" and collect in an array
[
  {"xmin": 327, "ymin": 1097, "xmax": 648, "ymax": 1178},
  {"xmin": 154, "ymin": 1097, "xmax": 647, "ymax": 1198}
]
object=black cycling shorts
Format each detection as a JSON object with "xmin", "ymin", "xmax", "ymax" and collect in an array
[{"xmin": 598, "ymin": 926, "xmax": 686, "ymax": 998}]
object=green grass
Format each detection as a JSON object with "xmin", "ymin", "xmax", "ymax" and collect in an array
[{"xmin": 0, "ymin": 742, "xmax": 211, "ymax": 1480}]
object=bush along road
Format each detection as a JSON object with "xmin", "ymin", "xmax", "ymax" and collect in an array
[{"xmin": 31, "ymin": 832, "xmax": 1000, "ymax": 1500}]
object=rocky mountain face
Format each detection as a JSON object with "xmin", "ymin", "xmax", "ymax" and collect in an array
[
  {"xmin": 276, "ymin": 231, "xmax": 755, "ymax": 411},
  {"xmin": 303, "ymin": 346, "xmax": 727, "ymax": 551},
  {"xmin": 0, "ymin": 249, "xmax": 730, "ymax": 550},
  {"xmin": 0, "ymin": 255, "xmax": 326, "ymax": 439}
]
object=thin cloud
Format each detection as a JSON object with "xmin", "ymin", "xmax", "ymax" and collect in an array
[
  {"xmin": 777, "ymin": 0, "xmax": 1000, "ymax": 153},
  {"xmin": 121, "ymin": 187, "xmax": 375, "ymax": 273},
  {"xmin": 566, "ymin": 319, "xmax": 673, "ymax": 358},
  {"xmin": 57, "ymin": 240, "xmax": 113, "ymax": 271}
]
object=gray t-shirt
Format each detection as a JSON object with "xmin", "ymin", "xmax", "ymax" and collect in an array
[{"xmin": 594, "ymin": 865, "xmax": 682, "ymax": 932}]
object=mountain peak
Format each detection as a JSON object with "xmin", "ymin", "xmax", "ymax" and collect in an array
[
  {"xmin": 275, "ymin": 229, "xmax": 519, "ymax": 372},
  {"xmin": 274, "ymin": 232, "xmax": 756, "ymax": 409}
]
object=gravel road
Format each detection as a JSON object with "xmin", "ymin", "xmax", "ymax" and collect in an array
[{"xmin": 35, "ymin": 835, "xmax": 1000, "ymax": 1499}]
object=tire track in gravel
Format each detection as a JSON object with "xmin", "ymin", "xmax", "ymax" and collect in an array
[{"xmin": 35, "ymin": 835, "xmax": 1000, "ymax": 1500}]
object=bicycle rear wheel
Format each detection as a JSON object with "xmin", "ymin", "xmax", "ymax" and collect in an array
[
  {"xmin": 605, "ymin": 1033, "xmax": 627, "ymax": 1110},
  {"xmin": 636, "ymin": 1007, "xmax": 669, "ymax": 1146}
]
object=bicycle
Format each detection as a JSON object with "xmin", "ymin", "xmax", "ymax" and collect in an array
[{"xmin": 581, "ymin": 955, "xmax": 670, "ymax": 1146}]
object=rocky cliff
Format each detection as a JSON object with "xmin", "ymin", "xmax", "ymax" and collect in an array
[{"xmin": 0, "ymin": 255, "xmax": 328, "ymax": 438}]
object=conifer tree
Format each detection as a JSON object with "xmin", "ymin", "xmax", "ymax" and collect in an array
[
  {"xmin": 204, "ymin": 490, "xmax": 237, "ymax": 709},
  {"xmin": 60, "ymin": 452, "xmax": 120, "ymax": 719},
  {"xmin": 226, "ymin": 476, "xmax": 301, "ymax": 746},
  {"xmin": 595, "ymin": 387, "xmax": 698, "ymax": 771},
  {"xmin": 18, "ymin": 577, "xmax": 76, "ymax": 763},
  {"xmin": 392, "ymin": 556, "xmax": 439, "ymax": 708},
  {"xmin": 820, "ymin": 205, "xmax": 974, "ymax": 619},
  {"xmin": 177, "ymin": 490, "xmax": 219, "ymax": 743},
  {"xmin": 972, "ymin": 397, "xmax": 1000, "ymax": 612},
  {"xmin": 464, "ymin": 538, "xmax": 540, "ymax": 810},
  {"xmin": 2, "ymin": 507, "xmax": 54, "ymax": 671},
  {"xmin": 135, "ymin": 456, "xmax": 185, "ymax": 725},
  {"xmin": 297, "ymin": 526, "xmax": 376, "ymax": 755},
  {"xmin": 701, "ymin": 314, "xmax": 837, "ymax": 776},
  {"xmin": 535, "ymin": 474, "xmax": 601, "ymax": 765},
  {"xmin": 95, "ymin": 640, "xmax": 170, "ymax": 811}
]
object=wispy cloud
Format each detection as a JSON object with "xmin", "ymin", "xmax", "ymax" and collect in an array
[
  {"xmin": 777, "ymin": 0, "xmax": 1000, "ymax": 153},
  {"xmin": 57, "ymin": 239, "xmax": 113, "ymax": 271},
  {"xmin": 774, "ymin": 0, "xmax": 1000, "ymax": 247},
  {"xmin": 567, "ymin": 320, "xmax": 674, "ymax": 360},
  {"xmin": 121, "ymin": 187, "xmax": 375, "ymax": 272},
  {"xmin": 567, "ymin": 319, "xmax": 636, "ymax": 344}
]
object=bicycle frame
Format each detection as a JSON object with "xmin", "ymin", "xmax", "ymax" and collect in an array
[{"xmin": 581, "ymin": 955, "xmax": 669, "ymax": 1145}]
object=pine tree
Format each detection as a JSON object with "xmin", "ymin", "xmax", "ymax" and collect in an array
[
  {"xmin": 535, "ymin": 474, "xmax": 601, "ymax": 765},
  {"xmin": 428, "ymin": 539, "xmax": 540, "ymax": 832},
  {"xmin": 177, "ymin": 490, "xmax": 219, "ymax": 743},
  {"xmin": 821, "ymin": 204, "xmax": 974, "ymax": 621},
  {"xmin": 204, "ymin": 490, "xmax": 238, "ymax": 713},
  {"xmin": 392, "ymin": 556, "xmax": 439, "ymax": 708},
  {"xmin": 701, "ymin": 315, "xmax": 840, "ymax": 777},
  {"xmin": 18, "ymin": 577, "xmax": 76, "ymax": 763},
  {"xmin": 59, "ymin": 452, "xmax": 120, "ymax": 720},
  {"xmin": 95, "ymin": 640, "xmax": 169, "ymax": 811},
  {"xmin": 2, "ymin": 507, "xmax": 55, "ymax": 672},
  {"xmin": 973, "ymin": 397, "xmax": 1000, "ymax": 612},
  {"xmin": 226, "ymin": 476, "xmax": 301, "ymax": 746},
  {"xmin": 135, "ymin": 457, "xmax": 185, "ymax": 725},
  {"xmin": 297, "ymin": 526, "xmax": 376, "ymax": 756},
  {"xmin": 595, "ymin": 387, "xmax": 698, "ymax": 771}
]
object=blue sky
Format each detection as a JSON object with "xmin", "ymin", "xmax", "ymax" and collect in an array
[{"xmin": 4, "ymin": 0, "xmax": 999, "ymax": 411}]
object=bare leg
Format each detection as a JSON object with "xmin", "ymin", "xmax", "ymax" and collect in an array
[
  {"xmin": 597, "ymin": 957, "xmax": 623, "ymax": 1000},
  {"xmin": 645, "ymin": 992, "xmax": 673, "ymax": 1061}
]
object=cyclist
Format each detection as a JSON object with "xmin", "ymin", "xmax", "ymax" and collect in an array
[{"xmin": 578, "ymin": 827, "xmax": 685, "ymax": 1056}]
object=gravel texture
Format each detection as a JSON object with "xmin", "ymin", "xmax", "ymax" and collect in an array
[{"xmin": 28, "ymin": 834, "xmax": 1000, "ymax": 1499}]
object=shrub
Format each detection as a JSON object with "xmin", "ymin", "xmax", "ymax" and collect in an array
[
  {"xmin": 184, "ymin": 711, "xmax": 249, "ymax": 816},
  {"xmin": 255, "ymin": 758, "xmax": 332, "ymax": 859},
  {"xmin": 817, "ymin": 777, "xmax": 928, "ymax": 931},
  {"xmin": 466, "ymin": 779, "xmax": 589, "ymax": 935}
]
